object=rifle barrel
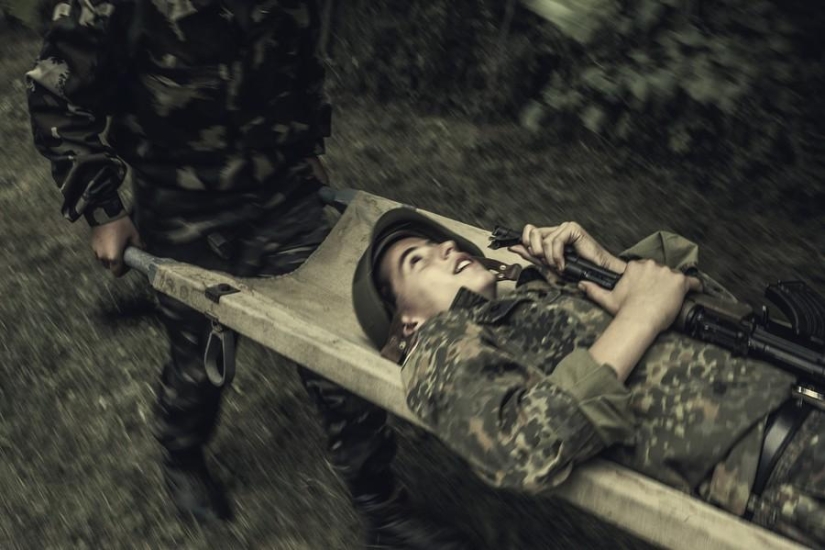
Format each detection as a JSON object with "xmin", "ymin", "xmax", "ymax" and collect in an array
[{"xmin": 749, "ymin": 326, "xmax": 825, "ymax": 382}]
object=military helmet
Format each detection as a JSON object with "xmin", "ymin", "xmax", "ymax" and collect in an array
[{"xmin": 352, "ymin": 207, "xmax": 485, "ymax": 350}]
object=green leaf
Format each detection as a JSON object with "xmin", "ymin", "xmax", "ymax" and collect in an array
[
  {"xmin": 671, "ymin": 26, "xmax": 704, "ymax": 48},
  {"xmin": 580, "ymin": 105, "xmax": 607, "ymax": 134},
  {"xmin": 768, "ymin": 37, "xmax": 793, "ymax": 54},
  {"xmin": 716, "ymin": 96, "xmax": 736, "ymax": 115},
  {"xmin": 668, "ymin": 125, "xmax": 693, "ymax": 154},
  {"xmin": 684, "ymin": 78, "xmax": 716, "ymax": 105},
  {"xmin": 581, "ymin": 66, "xmax": 622, "ymax": 99},
  {"xmin": 638, "ymin": 0, "xmax": 665, "ymax": 32},
  {"xmin": 684, "ymin": 54, "xmax": 716, "ymax": 104},
  {"xmin": 544, "ymin": 88, "xmax": 585, "ymax": 110},
  {"xmin": 735, "ymin": 13, "xmax": 771, "ymax": 34},
  {"xmin": 774, "ymin": 20, "xmax": 796, "ymax": 36},
  {"xmin": 647, "ymin": 68, "xmax": 679, "ymax": 99},
  {"xmin": 520, "ymin": 100, "xmax": 548, "ymax": 132},
  {"xmin": 629, "ymin": 51, "xmax": 651, "ymax": 66},
  {"xmin": 614, "ymin": 113, "xmax": 632, "ymax": 140},
  {"xmin": 616, "ymin": 16, "xmax": 635, "ymax": 37},
  {"xmin": 657, "ymin": 32, "xmax": 682, "ymax": 61},
  {"xmin": 629, "ymin": 75, "xmax": 650, "ymax": 104},
  {"xmin": 769, "ymin": 62, "xmax": 795, "ymax": 84}
]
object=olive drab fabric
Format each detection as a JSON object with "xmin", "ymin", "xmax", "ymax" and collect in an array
[
  {"xmin": 26, "ymin": 0, "xmax": 330, "ymax": 241},
  {"xmin": 398, "ymin": 232, "xmax": 825, "ymax": 547},
  {"xmin": 750, "ymin": 411, "xmax": 825, "ymax": 546}
]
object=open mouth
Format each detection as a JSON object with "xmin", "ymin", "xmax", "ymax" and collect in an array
[{"xmin": 454, "ymin": 257, "xmax": 473, "ymax": 274}]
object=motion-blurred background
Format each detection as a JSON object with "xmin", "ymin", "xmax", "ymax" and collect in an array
[{"xmin": 1, "ymin": 1, "xmax": 823, "ymax": 548}]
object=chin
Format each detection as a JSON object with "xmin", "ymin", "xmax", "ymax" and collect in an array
[
  {"xmin": 482, "ymin": 282, "xmax": 497, "ymax": 299},
  {"xmin": 470, "ymin": 278, "xmax": 497, "ymax": 299}
]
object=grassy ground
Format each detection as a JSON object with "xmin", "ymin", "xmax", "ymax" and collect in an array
[{"xmin": 2, "ymin": 16, "xmax": 824, "ymax": 550}]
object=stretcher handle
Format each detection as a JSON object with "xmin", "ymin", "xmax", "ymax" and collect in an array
[
  {"xmin": 123, "ymin": 246, "xmax": 169, "ymax": 281},
  {"xmin": 319, "ymin": 185, "xmax": 358, "ymax": 213}
]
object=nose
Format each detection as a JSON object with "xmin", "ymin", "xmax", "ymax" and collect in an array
[{"xmin": 438, "ymin": 240, "xmax": 457, "ymax": 259}]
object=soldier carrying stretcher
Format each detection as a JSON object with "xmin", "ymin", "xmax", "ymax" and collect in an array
[{"xmin": 25, "ymin": 1, "xmax": 472, "ymax": 546}]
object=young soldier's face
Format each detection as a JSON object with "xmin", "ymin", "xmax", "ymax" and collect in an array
[{"xmin": 378, "ymin": 237, "xmax": 497, "ymax": 320}]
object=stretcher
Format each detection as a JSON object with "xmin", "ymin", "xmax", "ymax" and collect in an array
[{"xmin": 124, "ymin": 190, "xmax": 805, "ymax": 550}]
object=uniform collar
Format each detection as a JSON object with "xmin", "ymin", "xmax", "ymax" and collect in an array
[
  {"xmin": 516, "ymin": 265, "xmax": 551, "ymax": 286},
  {"xmin": 450, "ymin": 286, "xmax": 536, "ymax": 325},
  {"xmin": 447, "ymin": 266, "xmax": 554, "ymax": 311},
  {"xmin": 449, "ymin": 287, "xmax": 491, "ymax": 311}
]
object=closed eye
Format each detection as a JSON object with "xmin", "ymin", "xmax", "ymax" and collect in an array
[
  {"xmin": 400, "ymin": 240, "xmax": 436, "ymax": 274},
  {"xmin": 408, "ymin": 242, "xmax": 435, "ymax": 269}
]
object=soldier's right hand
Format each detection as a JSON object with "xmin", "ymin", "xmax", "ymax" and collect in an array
[
  {"xmin": 579, "ymin": 259, "xmax": 700, "ymax": 334},
  {"xmin": 510, "ymin": 222, "xmax": 626, "ymax": 274},
  {"xmin": 90, "ymin": 216, "xmax": 144, "ymax": 277}
]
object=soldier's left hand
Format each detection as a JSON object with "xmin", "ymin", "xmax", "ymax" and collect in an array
[{"xmin": 509, "ymin": 222, "xmax": 627, "ymax": 274}]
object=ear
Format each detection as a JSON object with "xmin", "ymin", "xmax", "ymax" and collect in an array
[{"xmin": 399, "ymin": 312, "xmax": 426, "ymax": 338}]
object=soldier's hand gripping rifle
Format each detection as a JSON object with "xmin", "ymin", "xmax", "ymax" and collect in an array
[{"xmin": 489, "ymin": 226, "xmax": 825, "ymax": 410}]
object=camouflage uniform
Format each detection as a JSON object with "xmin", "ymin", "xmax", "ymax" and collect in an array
[
  {"xmin": 401, "ymin": 232, "xmax": 825, "ymax": 547},
  {"xmin": 26, "ymin": 0, "xmax": 397, "ymax": 518}
]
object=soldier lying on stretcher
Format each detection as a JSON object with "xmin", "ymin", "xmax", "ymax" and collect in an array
[{"xmin": 351, "ymin": 208, "xmax": 825, "ymax": 548}]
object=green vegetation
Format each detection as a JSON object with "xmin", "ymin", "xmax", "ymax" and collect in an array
[{"xmin": 330, "ymin": 0, "xmax": 825, "ymax": 199}]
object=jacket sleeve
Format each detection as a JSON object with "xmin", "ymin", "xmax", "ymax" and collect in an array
[
  {"xmin": 619, "ymin": 231, "xmax": 738, "ymax": 301},
  {"xmin": 25, "ymin": 0, "xmax": 129, "ymax": 226},
  {"xmin": 618, "ymin": 231, "xmax": 699, "ymax": 271},
  {"xmin": 294, "ymin": 0, "xmax": 331, "ymax": 157},
  {"xmin": 402, "ymin": 316, "xmax": 636, "ymax": 493}
]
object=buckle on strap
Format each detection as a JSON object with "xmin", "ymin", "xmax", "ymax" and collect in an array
[
  {"xmin": 204, "ymin": 320, "xmax": 237, "ymax": 388},
  {"xmin": 749, "ymin": 399, "xmax": 812, "ymax": 505},
  {"xmin": 791, "ymin": 383, "xmax": 825, "ymax": 411},
  {"xmin": 473, "ymin": 256, "xmax": 522, "ymax": 281}
]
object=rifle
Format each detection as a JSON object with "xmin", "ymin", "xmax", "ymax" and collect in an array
[{"xmin": 488, "ymin": 226, "xmax": 825, "ymax": 410}]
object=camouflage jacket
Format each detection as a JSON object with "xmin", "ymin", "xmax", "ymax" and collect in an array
[
  {"xmin": 401, "ymin": 232, "xmax": 796, "ymax": 516},
  {"xmin": 26, "ymin": 0, "xmax": 330, "ymax": 239}
]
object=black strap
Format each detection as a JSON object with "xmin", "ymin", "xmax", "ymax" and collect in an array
[
  {"xmin": 472, "ymin": 256, "xmax": 522, "ymax": 281},
  {"xmin": 745, "ymin": 399, "xmax": 811, "ymax": 519},
  {"xmin": 204, "ymin": 323, "xmax": 236, "ymax": 388}
]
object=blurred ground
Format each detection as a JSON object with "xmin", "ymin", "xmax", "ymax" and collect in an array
[{"xmin": 1, "ymin": 15, "xmax": 823, "ymax": 550}]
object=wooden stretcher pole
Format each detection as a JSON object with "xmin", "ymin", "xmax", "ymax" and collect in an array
[{"xmin": 123, "ymin": 246, "xmax": 424, "ymax": 426}]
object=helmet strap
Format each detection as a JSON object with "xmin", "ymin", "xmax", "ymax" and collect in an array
[
  {"xmin": 472, "ymin": 256, "xmax": 523, "ymax": 281},
  {"xmin": 380, "ymin": 313, "xmax": 415, "ymax": 364}
]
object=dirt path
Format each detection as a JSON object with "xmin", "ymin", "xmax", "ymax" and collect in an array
[{"xmin": 2, "ymin": 20, "xmax": 822, "ymax": 550}]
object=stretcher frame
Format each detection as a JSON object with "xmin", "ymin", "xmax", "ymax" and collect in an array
[{"xmin": 124, "ymin": 190, "xmax": 805, "ymax": 550}]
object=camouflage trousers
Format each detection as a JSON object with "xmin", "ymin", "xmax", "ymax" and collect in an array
[
  {"xmin": 750, "ymin": 408, "xmax": 825, "ymax": 548},
  {"xmin": 137, "ymin": 166, "xmax": 397, "ymax": 497}
]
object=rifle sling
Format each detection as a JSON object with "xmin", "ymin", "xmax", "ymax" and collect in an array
[{"xmin": 745, "ymin": 398, "xmax": 812, "ymax": 519}]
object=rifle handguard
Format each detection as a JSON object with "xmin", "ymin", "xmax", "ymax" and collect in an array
[{"xmin": 675, "ymin": 294, "xmax": 754, "ymax": 333}]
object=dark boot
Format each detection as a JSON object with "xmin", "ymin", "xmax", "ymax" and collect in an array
[
  {"xmin": 162, "ymin": 448, "xmax": 233, "ymax": 524},
  {"xmin": 355, "ymin": 482, "xmax": 476, "ymax": 549}
]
